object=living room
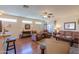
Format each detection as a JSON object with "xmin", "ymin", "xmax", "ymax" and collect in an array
[{"xmin": 0, "ymin": 5, "xmax": 79, "ymax": 54}]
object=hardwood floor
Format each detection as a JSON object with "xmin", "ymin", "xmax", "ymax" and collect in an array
[
  {"xmin": 44, "ymin": 38, "xmax": 70, "ymax": 54},
  {"xmin": 0, "ymin": 37, "xmax": 70, "ymax": 54},
  {"xmin": 15, "ymin": 38, "xmax": 41, "ymax": 54}
]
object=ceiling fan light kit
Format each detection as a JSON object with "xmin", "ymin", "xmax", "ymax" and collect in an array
[{"xmin": 42, "ymin": 11, "xmax": 53, "ymax": 18}]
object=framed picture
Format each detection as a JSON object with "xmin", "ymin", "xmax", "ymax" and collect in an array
[
  {"xmin": 0, "ymin": 21, "xmax": 2, "ymax": 32},
  {"xmin": 64, "ymin": 22, "xmax": 76, "ymax": 30},
  {"xmin": 77, "ymin": 19, "xmax": 79, "ymax": 24},
  {"xmin": 25, "ymin": 24, "xmax": 30, "ymax": 29}
]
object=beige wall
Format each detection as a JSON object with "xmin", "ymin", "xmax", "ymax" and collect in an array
[{"xmin": 0, "ymin": 14, "xmax": 45, "ymax": 38}]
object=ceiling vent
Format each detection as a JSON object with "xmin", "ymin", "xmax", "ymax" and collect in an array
[{"xmin": 23, "ymin": 5, "xmax": 29, "ymax": 8}]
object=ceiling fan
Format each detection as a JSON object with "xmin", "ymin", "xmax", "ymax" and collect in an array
[{"xmin": 42, "ymin": 12, "xmax": 54, "ymax": 18}]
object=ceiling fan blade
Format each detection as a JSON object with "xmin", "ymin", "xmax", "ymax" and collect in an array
[
  {"xmin": 48, "ymin": 13, "xmax": 53, "ymax": 15},
  {"xmin": 48, "ymin": 16, "xmax": 51, "ymax": 18},
  {"xmin": 44, "ymin": 12, "xmax": 48, "ymax": 15}
]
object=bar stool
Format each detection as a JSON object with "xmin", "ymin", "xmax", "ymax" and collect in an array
[{"xmin": 6, "ymin": 37, "xmax": 16, "ymax": 54}]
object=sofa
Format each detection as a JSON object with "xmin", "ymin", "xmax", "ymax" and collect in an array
[
  {"xmin": 35, "ymin": 30, "xmax": 52, "ymax": 41},
  {"xmin": 53, "ymin": 31, "xmax": 79, "ymax": 46}
]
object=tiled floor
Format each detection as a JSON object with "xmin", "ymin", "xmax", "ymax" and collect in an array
[{"xmin": 0, "ymin": 37, "xmax": 78, "ymax": 54}]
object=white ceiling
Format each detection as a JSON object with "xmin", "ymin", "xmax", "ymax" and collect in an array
[{"xmin": 0, "ymin": 5, "xmax": 79, "ymax": 20}]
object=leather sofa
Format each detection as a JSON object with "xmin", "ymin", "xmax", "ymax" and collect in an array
[{"xmin": 53, "ymin": 31, "xmax": 79, "ymax": 45}]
